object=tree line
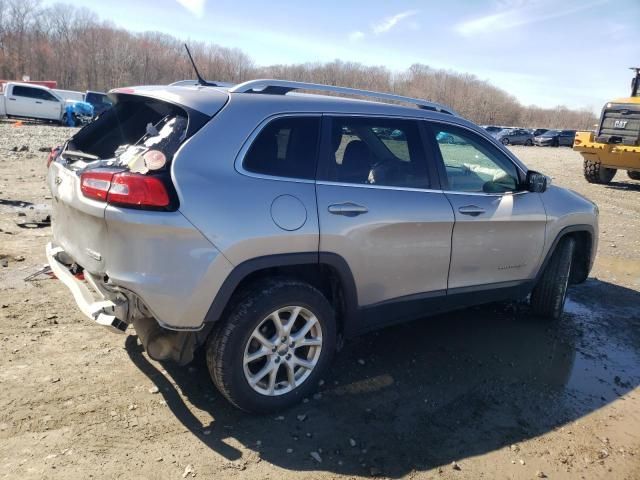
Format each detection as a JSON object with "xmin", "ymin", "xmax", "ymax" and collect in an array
[{"xmin": 0, "ymin": 0, "xmax": 598, "ymax": 129}]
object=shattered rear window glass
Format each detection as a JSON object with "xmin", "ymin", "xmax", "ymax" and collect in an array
[{"xmin": 117, "ymin": 115, "xmax": 188, "ymax": 174}]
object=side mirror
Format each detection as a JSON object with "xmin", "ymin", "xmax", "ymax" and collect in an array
[{"xmin": 526, "ymin": 170, "xmax": 548, "ymax": 193}]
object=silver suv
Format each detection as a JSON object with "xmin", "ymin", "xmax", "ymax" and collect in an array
[{"xmin": 46, "ymin": 80, "xmax": 598, "ymax": 412}]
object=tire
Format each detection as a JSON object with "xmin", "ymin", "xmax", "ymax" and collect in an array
[
  {"xmin": 627, "ymin": 170, "xmax": 640, "ymax": 181},
  {"xmin": 530, "ymin": 237, "xmax": 575, "ymax": 320},
  {"xmin": 501, "ymin": 138, "xmax": 510, "ymax": 145},
  {"xmin": 552, "ymin": 138, "xmax": 559, "ymax": 147},
  {"xmin": 206, "ymin": 278, "xmax": 336, "ymax": 413},
  {"xmin": 583, "ymin": 158, "xmax": 616, "ymax": 184},
  {"xmin": 525, "ymin": 139, "xmax": 533, "ymax": 146}
]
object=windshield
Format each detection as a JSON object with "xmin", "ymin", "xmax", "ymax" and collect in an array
[
  {"xmin": 541, "ymin": 130, "xmax": 560, "ymax": 137},
  {"xmin": 485, "ymin": 126, "xmax": 502, "ymax": 132}
]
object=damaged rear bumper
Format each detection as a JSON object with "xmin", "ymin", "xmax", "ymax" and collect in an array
[{"xmin": 45, "ymin": 242, "xmax": 128, "ymax": 334}]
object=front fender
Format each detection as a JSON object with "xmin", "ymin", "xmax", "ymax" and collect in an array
[{"xmin": 537, "ymin": 185, "xmax": 599, "ymax": 276}]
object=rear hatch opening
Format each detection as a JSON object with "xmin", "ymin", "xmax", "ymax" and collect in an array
[
  {"xmin": 53, "ymin": 92, "xmax": 212, "ymax": 211},
  {"xmin": 46, "ymin": 90, "xmax": 220, "ymax": 275}
]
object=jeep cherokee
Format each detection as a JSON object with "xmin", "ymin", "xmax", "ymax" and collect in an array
[{"xmin": 46, "ymin": 79, "xmax": 598, "ymax": 412}]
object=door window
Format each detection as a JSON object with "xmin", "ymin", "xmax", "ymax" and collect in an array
[
  {"xmin": 12, "ymin": 86, "xmax": 39, "ymax": 99},
  {"xmin": 322, "ymin": 117, "xmax": 430, "ymax": 189},
  {"xmin": 38, "ymin": 90, "xmax": 59, "ymax": 102},
  {"xmin": 432, "ymin": 125, "xmax": 520, "ymax": 193},
  {"xmin": 243, "ymin": 116, "xmax": 320, "ymax": 180}
]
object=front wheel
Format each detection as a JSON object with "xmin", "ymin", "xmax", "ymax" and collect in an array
[
  {"xmin": 525, "ymin": 139, "xmax": 533, "ymax": 146},
  {"xmin": 627, "ymin": 170, "xmax": 640, "ymax": 181},
  {"xmin": 501, "ymin": 138, "xmax": 510, "ymax": 145},
  {"xmin": 206, "ymin": 279, "xmax": 336, "ymax": 413},
  {"xmin": 530, "ymin": 237, "xmax": 575, "ymax": 320}
]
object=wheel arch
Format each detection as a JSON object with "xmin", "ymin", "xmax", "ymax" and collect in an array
[
  {"xmin": 203, "ymin": 252, "xmax": 359, "ymax": 338},
  {"xmin": 536, "ymin": 225, "xmax": 595, "ymax": 285}
]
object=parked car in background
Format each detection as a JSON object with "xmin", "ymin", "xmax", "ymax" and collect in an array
[
  {"xmin": 0, "ymin": 82, "xmax": 93, "ymax": 125},
  {"xmin": 46, "ymin": 79, "xmax": 598, "ymax": 412},
  {"xmin": 53, "ymin": 89, "xmax": 85, "ymax": 103},
  {"xmin": 496, "ymin": 128, "xmax": 534, "ymax": 146},
  {"xmin": 534, "ymin": 129, "xmax": 576, "ymax": 147},
  {"xmin": 436, "ymin": 131, "xmax": 456, "ymax": 143},
  {"xmin": 482, "ymin": 125, "xmax": 504, "ymax": 137},
  {"xmin": 85, "ymin": 91, "xmax": 113, "ymax": 117}
]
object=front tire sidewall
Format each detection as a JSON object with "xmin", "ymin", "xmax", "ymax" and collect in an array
[
  {"xmin": 531, "ymin": 238, "xmax": 575, "ymax": 320},
  {"xmin": 207, "ymin": 281, "xmax": 336, "ymax": 413}
]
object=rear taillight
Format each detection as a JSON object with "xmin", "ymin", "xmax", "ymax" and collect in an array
[
  {"xmin": 108, "ymin": 173, "xmax": 170, "ymax": 207},
  {"xmin": 80, "ymin": 171, "xmax": 170, "ymax": 208},
  {"xmin": 80, "ymin": 171, "xmax": 114, "ymax": 201}
]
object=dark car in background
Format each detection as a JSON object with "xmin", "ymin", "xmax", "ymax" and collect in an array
[
  {"xmin": 85, "ymin": 91, "xmax": 113, "ymax": 118},
  {"xmin": 495, "ymin": 128, "xmax": 534, "ymax": 146},
  {"xmin": 482, "ymin": 125, "xmax": 504, "ymax": 137},
  {"xmin": 532, "ymin": 128, "xmax": 549, "ymax": 137},
  {"xmin": 534, "ymin": 129, "xmax": 576, "ymax": 147}
]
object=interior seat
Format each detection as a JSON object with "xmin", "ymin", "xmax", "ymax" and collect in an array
[{"xmin": 340, "ymin": 140, "xmax": 372, "ymax": 183}]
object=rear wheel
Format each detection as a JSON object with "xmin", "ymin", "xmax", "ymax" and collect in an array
[
  {"xmin": 627, "ymin": 170, "xmax": 640, "ymax": 181},
  {"xmin": 206, "ymin": 279, "xmax": 336, "ymax": 413},
  {"xmin": 584, "ymin": 158, "xmax": 616, "ymax": 184},
  {"xmin": 530, "ymin": 237, "xmax": 575, "ymax": 320},
  {"xmin": 501, "ymin": 138, "xmax": 510, "ymax": 145}
]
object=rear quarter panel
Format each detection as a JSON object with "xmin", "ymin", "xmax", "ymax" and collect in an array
[
  {"xmin": 173, "ymin": 96, "xmax": 320, "ymax": 266},
  {"xmin": 104, "ymin": 207, "xmax": 233, "ymax": 330}
]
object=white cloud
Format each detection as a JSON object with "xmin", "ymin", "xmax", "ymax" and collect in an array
[
  {"xmin": 349, "ymin": 31, "xmax": 365, "ymax": 41},
  {"xmin": 372, "ymin": 10, "xmax": 419, "ymax": 35},
  {"xmin": 455, "ymin": 0, "xmax": 606, "ymax": 37},
  {"xmin": 176, "ymin": 0, "xmax": 206, "ymax": 18}
]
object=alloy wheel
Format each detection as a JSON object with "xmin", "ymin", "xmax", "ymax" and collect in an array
[{"xmin": 243, "ymin": 306, "xmax": 323, "ymax": 396}]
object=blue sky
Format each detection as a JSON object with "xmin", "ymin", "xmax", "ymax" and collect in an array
[{"xmin": 55, "ymin": 0, "xmax": 639, "ymax": 112}]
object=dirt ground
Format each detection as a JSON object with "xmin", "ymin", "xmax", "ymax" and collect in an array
[{"xmin": 1, "ymin": 121, "xmax": 639, "ymax": 480}]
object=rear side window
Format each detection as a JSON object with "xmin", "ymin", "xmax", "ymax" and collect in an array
[
  {"xmin": 12, "ymin": 86, "xmax": 39, "ymax": 98},
  {"xmin": 322, "ymin": 117, "xmax": 430, "ymax": 189},
  {"xmin": 244, "ymin": 117, "xmax": 320, "ymax": 180}
]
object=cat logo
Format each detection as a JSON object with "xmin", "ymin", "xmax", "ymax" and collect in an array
[{"xmin": 613, "ymin": 120, "xmax": 628, "ymax": 129}]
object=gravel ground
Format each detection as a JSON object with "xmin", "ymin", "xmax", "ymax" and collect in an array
[{"xmin": 0, "ymin": 121, "xmax": 639, "ymax": 479}]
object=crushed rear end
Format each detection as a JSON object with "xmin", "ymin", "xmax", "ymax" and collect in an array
[{"xmin": 46, "ymin": 85, "xmax": 232, "ymax": 362}]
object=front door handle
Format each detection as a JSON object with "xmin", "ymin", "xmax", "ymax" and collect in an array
[
  {"xmin": 458, "ymin": 205, "xmax": 486, "ymax": 216},
  {"xmin": 35, "ymin": 101, "xmax": 43, "ymax": 104},
  {"xmin": 328, "ymin": 202, "xmax": 368, "ymax": 217}
]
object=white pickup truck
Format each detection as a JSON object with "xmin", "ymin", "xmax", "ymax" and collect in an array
[{"xmin": 0, "ymin": 82, "xmax": 92, "ymax": 124}]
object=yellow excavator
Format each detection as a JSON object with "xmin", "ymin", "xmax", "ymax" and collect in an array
[{"xmin": 573, "ymin": 68, "xmax": 640, "ymax": 184}]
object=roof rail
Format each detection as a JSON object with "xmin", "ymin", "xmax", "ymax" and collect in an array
[{"xmin": 228, "ymin": 79, "xmax": 457, "ymax": 115}]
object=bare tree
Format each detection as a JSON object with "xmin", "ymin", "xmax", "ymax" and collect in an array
[{"xmin": 0, "ymin": 1, "xmax": 597, "ymax": 129}]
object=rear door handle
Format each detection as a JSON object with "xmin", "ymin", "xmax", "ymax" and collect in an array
[
  {"xmin": 458, "ymin": 205, "xmax": 486, "ymax": 216},
  {"xmin": 328, "ymin": 202, "xmax": 368, "ymax": 217},
  {"xmin": 35, "ymin": 101, "xmax": 43, "ymax": 104},
  {"xmin": 8, "ymin": 97, "xmax": 16, "ymax": 101}
]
